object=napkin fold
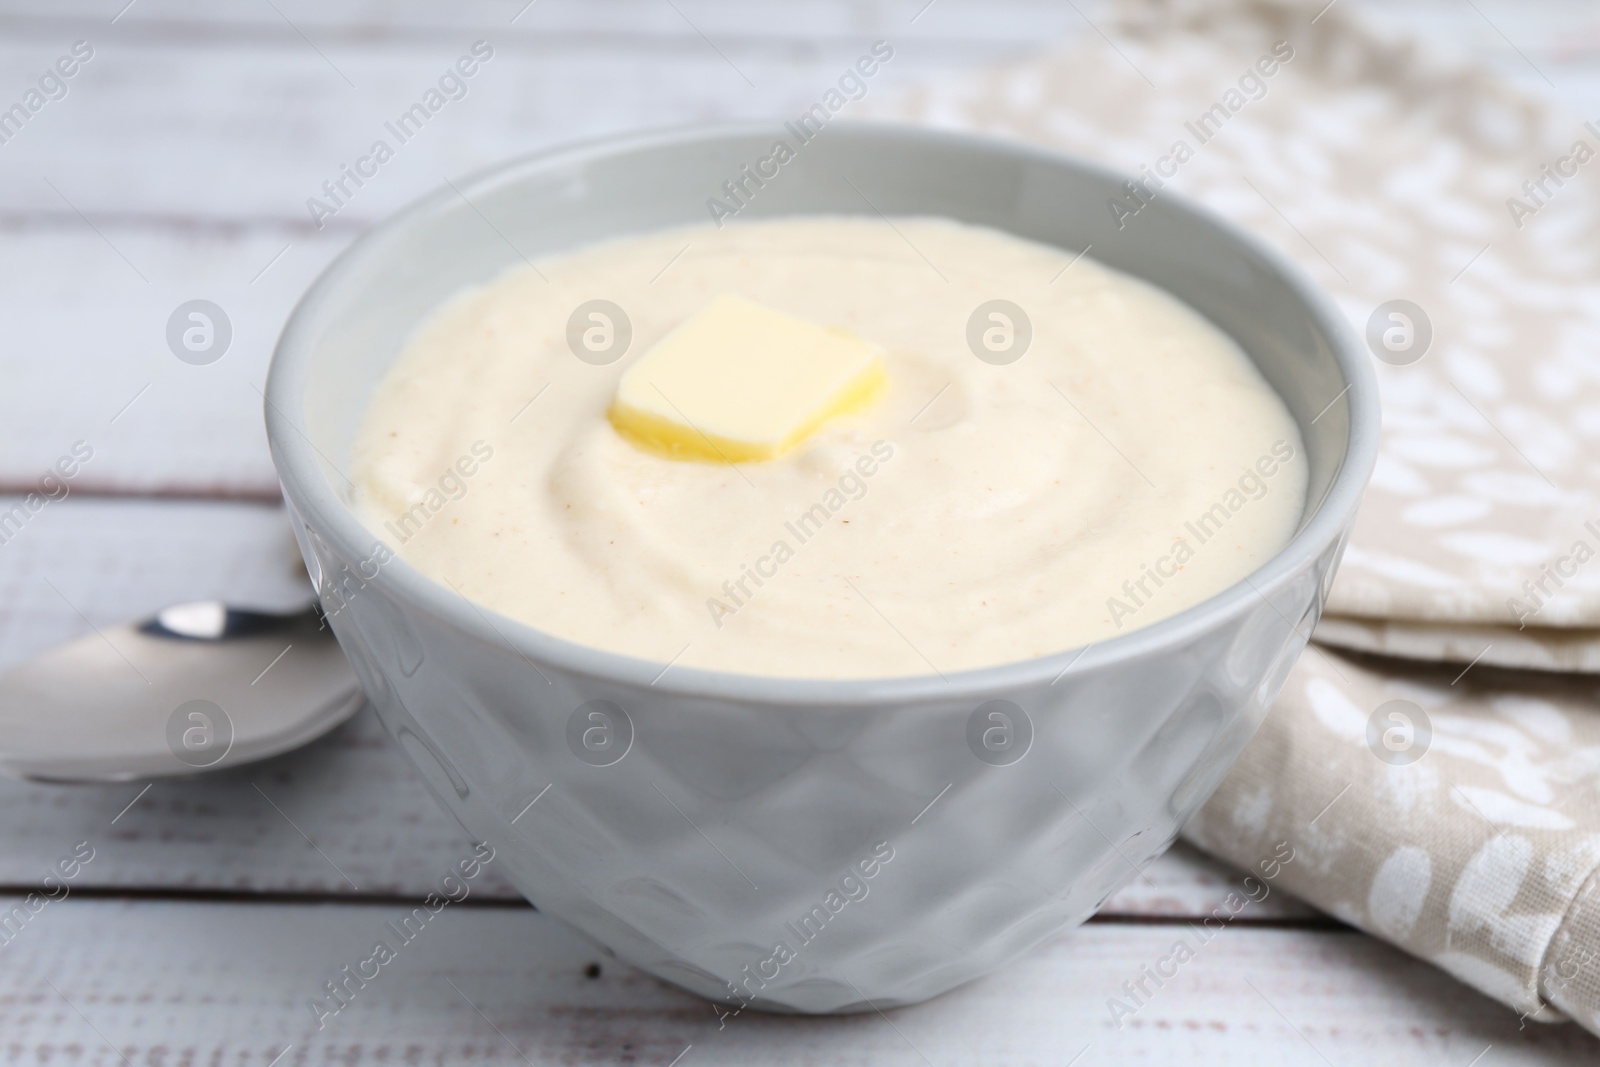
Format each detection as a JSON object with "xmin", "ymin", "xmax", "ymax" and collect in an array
[
  {"xmin": 865, "ymin": 0, "xmax": 1600, "ymax": 1036},
  {"xmin": 1184, "ymin": 646, "xmax": 1600, "ymax": 1031},
  {"xmin": 1316, "ymin": 616, "xmax": 1600, "ymax": 675}
]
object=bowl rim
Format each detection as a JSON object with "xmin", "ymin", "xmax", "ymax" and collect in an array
[{"xmin": 265, "ymin": 119, "xmax": 1380, "ymax": 705}]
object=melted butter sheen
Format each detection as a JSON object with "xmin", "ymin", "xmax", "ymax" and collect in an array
[{"xmin": 350, "ymin": 217, "xmax": 1307, "ymax": 679}]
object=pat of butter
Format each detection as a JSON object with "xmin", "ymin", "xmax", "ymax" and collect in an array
[{"xmin": 608, "ymin": 294, "xmax": 885, "ymax": 463}]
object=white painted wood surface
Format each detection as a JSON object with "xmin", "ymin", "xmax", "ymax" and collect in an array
[
  {"xmin": 7, "ymin": 901, "xmax": 1600, "ymax": 1065},
  {"xmin": 4, "ymin": 0, "xmax": 1599, "ymax": 1059}
]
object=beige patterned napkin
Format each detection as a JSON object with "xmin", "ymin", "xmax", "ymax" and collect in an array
[
  {"xmin": 864, "ymin": 0, "xmax": 1600, "ymax": 1035},
  {"xmin": 1185, "ymin": 646, "xmax": 1600, "ymax": 1033}
]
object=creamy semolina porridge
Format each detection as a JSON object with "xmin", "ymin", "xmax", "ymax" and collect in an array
[{"xmin": 350, "ymin": 217, "xmax": 1305, "ymax": 678}]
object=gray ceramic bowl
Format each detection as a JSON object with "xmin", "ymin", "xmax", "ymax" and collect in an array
[{"xmin": 265, "ymin": 123, "xmax": 1378, "ymax": 1014}]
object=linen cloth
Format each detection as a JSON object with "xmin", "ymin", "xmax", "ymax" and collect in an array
[
  {"xmin": 1184, "ymin": 648, "xmax": 1600, "ymax": 1033},
  {"xmin": 865, "ymin": 0, "xmax": 1600, "ymax": 1034}
]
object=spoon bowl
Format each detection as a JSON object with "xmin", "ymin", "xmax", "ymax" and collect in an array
[{"xmin": 0, "ymin": 602, "xmax": 363, "ymax": 783}]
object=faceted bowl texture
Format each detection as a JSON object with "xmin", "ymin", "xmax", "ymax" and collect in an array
[{"xmin": 266, "ymin": 124, "xmax": 1378, "ymax": 1013}]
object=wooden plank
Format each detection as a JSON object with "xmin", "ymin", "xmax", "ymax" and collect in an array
[
  {"xmin": 1, "ymin": 0, "xmax": 1593, "ymax": 50},
  {"xmin": 0, "ymin": 1, "xmax": 1593, "ymax": 227},
  {"xmin": 0, "ymin": 16, "xmax": 1069, "ymax": 223},
  {"xmin": 0, "ymin": 229, "xmax": 347, "ymax": 495},
  {"xmin": 0, "ymin": 498, "xmax": 312, "ymax": 666},
  {"xmin": 1, "ymin": 0, "xmax": 1083, "ymax": 42},
  {"xmin": 2, "ymin": 899, "xmax": 1593, "ymax": 1063},
  {"xmin": 0, "ymin": 225, "xmax": 343, "ymax": 496},
  {"xmin": 0, "ymin": 497, "xmax": 1315, "ymax": 918}
]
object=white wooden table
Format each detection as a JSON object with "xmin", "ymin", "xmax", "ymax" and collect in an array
[{"xmin": 4, "ymin": 1, "xmax": 1599, "ymax": 1062}]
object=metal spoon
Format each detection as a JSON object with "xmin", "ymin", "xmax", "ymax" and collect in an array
[{"xmin": 0, "ymin": 601, "xmax": 363, "ymax": 783}]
